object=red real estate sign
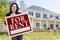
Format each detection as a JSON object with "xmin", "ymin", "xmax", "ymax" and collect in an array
[{"xmin": 5, "ymin": 13, "xmax": 32, "ymax": 37}]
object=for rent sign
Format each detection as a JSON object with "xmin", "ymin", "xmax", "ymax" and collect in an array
[{"xmin": 5, "ymin": 13, "xmax": 32, "ymax": 37}]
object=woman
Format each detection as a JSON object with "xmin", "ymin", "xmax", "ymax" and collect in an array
[{"xmin": 5, "ymin": 3, "xmax": 23, "ymax": 40}]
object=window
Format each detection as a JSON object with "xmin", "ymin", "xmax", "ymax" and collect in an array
[
  {"xmin": 55, "ymin": 24, "xmax": 59, "ymax": 30},
  {"xmin": 50, "ymin": 15, "xmax": 54, "ymax": 18},
  {"xmin": 43, "ymin": 24, "xmax": 47, "ymax": 29},
  {"xmin": 43, "ymin": 14, "xmax": 47, "ymax": 19},
  {"xmin": 28, "ymin": 11, "xmax": 33, "ymax": 16},
  {"xmin": 50, "ymin": 24, "xmax": 54, "ymax": 29},
  {"xmin": 56, "ymin": 24, "xmax": 59, "ymax": 28},
  {"xmin": 55, "ymin": 16, "xmax": 59, "ymax": 20},
  {"xmin": 36, "ymin": 13, "xmax": 40, "ymax": 18},
  {"xmin": 36, "ymin": 23, "xmax": 40, "ymax": 29}
]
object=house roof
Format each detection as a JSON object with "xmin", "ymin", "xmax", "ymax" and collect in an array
[
  {"xmin": 27, "ymin": 5, "xmax": 60, "ymax": 15},
  {"xmin": 27, "ymin": 5, "xmax": 46, "ymax": 11}
]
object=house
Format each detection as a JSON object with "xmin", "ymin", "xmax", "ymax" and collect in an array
[{"xmin": 20, "ymin": 5, "xmax": 60, "ymax": 30}]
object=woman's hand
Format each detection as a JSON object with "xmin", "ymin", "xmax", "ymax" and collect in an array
[{"xmin": 11, "ymin": 13, "xmax": 16, "ymax": 16}]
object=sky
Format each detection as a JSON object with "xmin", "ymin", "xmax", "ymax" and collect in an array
[{"xmin": 16, "ymin": 0, "xmax": 60, "ymax": 14}]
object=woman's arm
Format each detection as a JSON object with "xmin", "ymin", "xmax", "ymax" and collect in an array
[{"xmin": 4, "ymin": 13, "xmax": 10, "ymax": 25}]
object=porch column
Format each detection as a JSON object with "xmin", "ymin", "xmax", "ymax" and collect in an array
[
  {"xmin": 47, "ymin": 20, "xmax": 48, "ymax": 28},
  {"xmin": 31, "ymin": 18, "xmax": 33, "ymax": 29},
  {"xmin": 54, "ymin": 21, "xmax": 56, "ymax": 30},
  {"xmin": 40, "ymin": 20, "xmax": 42, "ymax": 29}
]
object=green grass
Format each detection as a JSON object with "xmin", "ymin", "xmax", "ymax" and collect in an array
[{"xmin": 0, "ymin": 30, "xmax": 60, "ymax": 40}]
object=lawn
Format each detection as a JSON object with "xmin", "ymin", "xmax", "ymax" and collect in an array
[{"xmin": 0, "ymin": 30, "xmax": 60, "ymax": 40}]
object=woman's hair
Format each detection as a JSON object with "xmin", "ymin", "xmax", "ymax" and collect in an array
[{"xmin": 9, "ymin": 3, "xmax": 19, "ymax": 13}]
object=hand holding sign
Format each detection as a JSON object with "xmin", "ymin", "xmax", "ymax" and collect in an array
[{"xmin": 5, "ymin": 13, "xmax": 32, "ymax": 37}]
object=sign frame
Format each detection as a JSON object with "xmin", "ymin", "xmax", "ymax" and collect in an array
[{"xmin": 5, "ymin": 13, "xmax": 33, "ymax": 37}]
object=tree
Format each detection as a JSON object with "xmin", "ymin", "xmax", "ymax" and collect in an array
[
  {"xmin": 0, "ymin": 0, "xmax": 10, "ymax": 22},
  {"xmin": 0, "ymin": 0, "xmax": 16, "ymax": 22}
]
